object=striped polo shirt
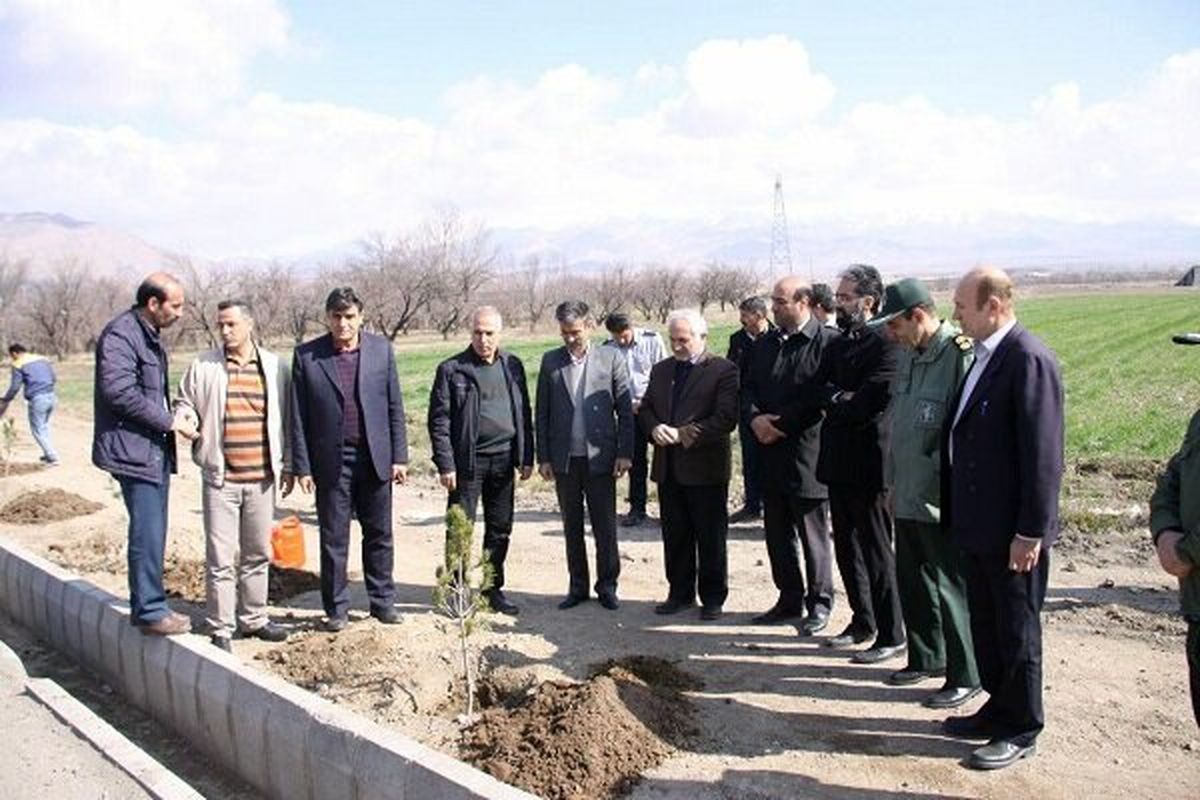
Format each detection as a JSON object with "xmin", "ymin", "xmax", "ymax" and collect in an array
[{"xmin": 223, "ymin": 349, "xmax": 271, "ymax": 482}]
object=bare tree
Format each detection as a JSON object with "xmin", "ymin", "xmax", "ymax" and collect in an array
[
  {"xmin": 717, "ymin": 262, "xmax": 761, "ymax": 311},
  {"xmin": 591, "ymin": 262, "xmax": 634, "ymax": 321},
  {"xmin": 0, "ymin": 255, "xmax": 30, "ymax": 348},
  {"xmin": 421, "ymin": 208, "xmax": 498, "ymax": 340},
  {"xmin": 176, "ymin": 256, "xmax": 231, "ymax": 349},
  {"xmin": 694, "ymin": 262, "xmax": 725, "ymax": 314},
  {"xmin": 512, "ymin": 253, "xmax": 563, "ymax": 332},
  {"xmin": 636, "ymin": 263, "xmax": 691, "ymax": 323},
  {"xmin": 355, "ymin": 231, "xmax": 439, "ymax": 340},
  {"xmin": 26, "ymin": 258, "xmax": 93, "ymax": 359}
]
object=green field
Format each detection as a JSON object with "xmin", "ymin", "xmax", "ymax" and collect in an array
[{"xmin": 47, "ymin": 289, "xmax": 1199, "ymax": 470}]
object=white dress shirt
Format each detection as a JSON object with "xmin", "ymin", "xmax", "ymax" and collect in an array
[{"xmin": 949, "ymin": 317, "xmax": 1016, "ymax": 465}]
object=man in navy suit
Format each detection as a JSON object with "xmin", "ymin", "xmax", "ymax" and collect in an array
[
  {"xmin": 942, "ymin": 267, "xmax": 1064, "ymax": 770},
  {"xmin": 288, "ymin": 287, "xmax": 408, "ymax": 631}
]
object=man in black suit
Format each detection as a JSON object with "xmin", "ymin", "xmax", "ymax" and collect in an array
[
  {"xmin": 743, "ymin": 277, "xmax": 838, "ymax": 633},
  {"xmin": 726, "ymin": 295, "xmax": 774, "ymax": 523},
  {"xmin": 288, "ymin": 287, "xmax": 408, "ymax": 631},
  {"xmin": 809, "ymin": 265, "xmax": 906, "ymax": 666},
  {"xmin": 942, "ymin": 267, "xmax": 1064, "ymax": 770}
]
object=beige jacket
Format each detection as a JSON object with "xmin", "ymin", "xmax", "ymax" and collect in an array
[{"xmin": 175, "ymin": 346, "xmax": 291, "ymax": 488}]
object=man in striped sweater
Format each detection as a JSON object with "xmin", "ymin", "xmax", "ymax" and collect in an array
[{"xmin": 177, "ymin": 299, "xmax": 292, "ymax": 652}]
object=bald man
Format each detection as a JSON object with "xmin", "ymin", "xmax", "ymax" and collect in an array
[
  {"xmin": 941, "ymin": 267, "xmax": 1064, "ymax": 770},
  {"xmin": 93, "ymin": 272, "xmax": 196, "ymax": 636}
]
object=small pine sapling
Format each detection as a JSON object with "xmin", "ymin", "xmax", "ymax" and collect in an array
[
  {"xmin": 1, "ymin": 418, "xmax": 16, "ymax": 476},
  {"xmin": 432, "ymin": 503, "xmax": 495, "ymax": 718}
]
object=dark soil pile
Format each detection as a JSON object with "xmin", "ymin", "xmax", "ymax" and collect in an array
[
  {"xmin": 0, "ymin": 488, "xmax": 103, "ymax": 524},
  {"xmin": 163, "ymin": 555, "xmax": 206, "ymax": 602},
  {"xmin": 268, "ymin": 566, "xmax": 321, "ymax": 602},
  {"xmin": 0, "ymin": 462, "xmax": 46, "ymax": 477},
  {"xmin": 462, "ymin": 656, "xmax": 700, "ymax": 800}
]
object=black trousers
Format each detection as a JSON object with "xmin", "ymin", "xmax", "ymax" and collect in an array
[
  {"xmin": 829, "ymin": 485, "xmax": 904, "ymax": 647},
  {"xmin": 761, "ymin": 489, "xmax": 833, "ymax": 615},
  {"xmin": 625, "ymin": 423, "xmax": 649, "ymax": 513},
  {"xmin": 658, "ymin": 477, "xmax": 729, "ymax": 607},
  {"xmin": 1190, "ymin": 620, "xmax": 1200, "ymax": 729},
  {"xmin": 315, "ymin": 445, "xmax": 395, "ymax": 618},
  {"xmin": 736, "ymin": 419, "xmax": 764, "ymax": 513},
  {"xmin": 961, "ymin": 548, "xmax": 1050, "ymax": 746},
  {"xmin": 448, "ymin": 448, "xmax": 515, "ymax": 590},
  {"xmin": 554, "ymin": 457, "xmax": 620, "ymax": 596}
]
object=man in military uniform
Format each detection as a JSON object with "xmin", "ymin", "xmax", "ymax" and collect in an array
[
  {"xmin": 872, "ymin": 278, "xmax": 981, "ymax": 709},
  {"xmin": 604, "ymin": 312, "xmax": 666, "ymax": 527},
  {"xmin": 1150, "ymin": 332, "xmax": 1200, "ymax": 727}
]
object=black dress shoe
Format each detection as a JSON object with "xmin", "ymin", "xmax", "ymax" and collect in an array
[
  {"xmin": 243, "ymin": 622, "xmax": 290, "ymax": 642},
  {"xmin": 210, "ymin": 634, "xmax": 232, "ymax": 653},
  {"xmin": 750, "ymin": 604, "xmax": 803, "ymax": 624},
  {"xmin": 486, "ymin": 590, "xmax": 520, "ymax": 616},
  {"xmin": 620, "ymin": 510, "xmax": 647, "ymax": 527},
  {"xmin": 371, "ymin": 606, "xmax": 402, "ymax": 624},
  {"xmin": 558, "ymin": 594, "xmax": 588, "ymax": 610},
  {"xmin": 798, "ymin": 613, "xmax": 829, "ymax": 636},
  {"xmin": 925, "ymin": 685, "xmax": 981, "ymax": 709},
  {"xmin": 825, "ymin": 625, "xmax": 874, "ymax": 648},
  {"xmin": 968, "ymin": 739, "xmax": 1036, "ymax": 770},
  {"xmin": 322, "ymin": 616, "xmax": 348, "ymax": 633},
  {"xmin": 851, "ymin": 643, "xmax": 907, "ymax": 664},
  {"xmin": 654, "ymin": 598, "xmax": 695, "ymax": 615},
  {"xmin": 887, "ymin": 667, "xmax": 944, "ymax": 686},
  {"xmin": 943, "ymin": 709, "xmax": 999, "ymax": 739},
  {"xmin": 700, "ymin": 605, "xmax": 722, "ymax": 621},
  {"xmin": 597, "ymin": 592, "xmax": 620, "ymax": 610}
]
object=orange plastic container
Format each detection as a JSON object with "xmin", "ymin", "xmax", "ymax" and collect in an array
[{"xmin": 271, "ymin": 515, "xmax": 306, "ymax": 568}]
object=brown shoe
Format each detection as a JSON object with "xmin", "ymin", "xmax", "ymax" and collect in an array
[{"xmin": 138, "ymin": 613, "xmax": 191, "ymax": 636}]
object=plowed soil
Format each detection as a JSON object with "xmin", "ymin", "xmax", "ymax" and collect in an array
[{"xmin": 0, "ymin": 488, "xmax": 103, "ymax": 524}]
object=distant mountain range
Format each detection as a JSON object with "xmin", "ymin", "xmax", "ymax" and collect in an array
[{"xmin": 1, "ymin": 210, "xmax": 1196, "ymax": 281}]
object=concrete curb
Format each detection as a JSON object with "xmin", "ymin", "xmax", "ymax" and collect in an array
[{"xmin": 0, "ymin": 537, "xmax": 535, "ymax": 800}]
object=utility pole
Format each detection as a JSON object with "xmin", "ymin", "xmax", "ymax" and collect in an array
[{"xmin": 770, "ymin": 174, "xmax": 793, "ymax": 274}]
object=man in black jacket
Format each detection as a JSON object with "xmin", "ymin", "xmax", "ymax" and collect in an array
[
  {"xmin": 428, "ymin": 306, "xmax": 535, "ymax": 615},
  {"xmin": 742, "ymin": 277, "xmax": 839, "ymax": 632},
  {"xmin": 726, "ymin": 295, "xmax": 774, "ymax": 522},
  {"xmin": 807, "ymin": 264, "xmax": 906, "ymax": 664}
]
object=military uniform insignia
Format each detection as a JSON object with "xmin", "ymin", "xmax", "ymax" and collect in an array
[
  {"xmin": 916, "ymin": 399, "xmax": 942, "ymax": 426},
  {"xmin": 954, "ymin": 334, "xmax": 972, "ymax": 351}
]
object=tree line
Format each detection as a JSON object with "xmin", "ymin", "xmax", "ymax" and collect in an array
[{"xmin": 0, "ymin": 208, "xmax": 761, "ymax": 358}]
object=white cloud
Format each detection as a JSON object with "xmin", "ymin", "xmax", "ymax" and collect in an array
[
  {"xmin": 1, "ymin": 34, "xmax": 1198, "ymax": 258},
  {"xmin": 0, "ymin": 0, "xmax": 291, "ymax": 113}
]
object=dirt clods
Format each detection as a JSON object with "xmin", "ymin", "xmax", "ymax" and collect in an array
[
  {"xmin": 462, "ymin": 656, "xmax": 699, "ymax": 800},
  {"xmin": 267, "ymin": 566, "xmax": 321, "ymax": 602},
  {"xmin": 0, "ymin": 488, "xmax": 102, "ymax": 524},
  {"xmin": 0, "ymin": 462, "xmax": 47, "ymax": 478}
]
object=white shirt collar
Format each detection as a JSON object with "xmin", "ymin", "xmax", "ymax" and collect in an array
[{"xmin": 976, "ymin": 318, "xmax": 1017, "ymax": 357}]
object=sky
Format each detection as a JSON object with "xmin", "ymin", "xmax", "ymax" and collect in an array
[{"xmin": 0, "ymin": 0, "xmax": 1198, "ymax": 261}]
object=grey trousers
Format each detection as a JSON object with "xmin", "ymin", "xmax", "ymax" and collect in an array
[{"xmin": 201, "ymin": 478, "xmax": 275, "ymax": 636}]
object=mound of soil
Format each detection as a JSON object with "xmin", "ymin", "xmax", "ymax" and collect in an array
[
  {"xmin": 0, "ymin": 488, "xmax": 103, "ymax": 524},
  {"xmin": 462, "ymin": 656, "xmax": 699, "ymax": 800},
  {"xmin": 46, "ymin": 532, "xmax": 125, "ymax": 573},
  {"xmin": 268, "ymin": 566, "xmax": 321, "ymax": 602},
  {"xmin": 0, "ymin": 462, "xmax": 46, "ymax": 477},
  {"xmin": 163, "ymin": 555, "xmax": 206, "ymax": 603},
  {"xmin": 259, "ymin": 625, "xmax": 451, "ymax": 718}
]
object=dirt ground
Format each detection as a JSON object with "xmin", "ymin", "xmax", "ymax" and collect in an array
[{"xmin": 1, "ymin": 411, "xmax": 1197, "ymax": 800}]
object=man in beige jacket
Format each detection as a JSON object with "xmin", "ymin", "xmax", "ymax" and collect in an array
[{"xmin": 177, "ymin": 299, "xmax": 292, "ymax": 651}]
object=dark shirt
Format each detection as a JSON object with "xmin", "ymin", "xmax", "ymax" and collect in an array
[
  {"xmin": 670, "ymin": 360, "xmax": 694, "ymax": 423},
  {"xmin": 475, "ymin": 357, "xmax": 517, "ymax": 454},
  {"xmin": 333, "ymin": 349, "xmax": 364, "ymax": 446}
]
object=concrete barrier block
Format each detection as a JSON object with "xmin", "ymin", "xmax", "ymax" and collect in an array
[
  {"xmin": 117, "ymin": 617, "xmax": 149, "ymax": 711},
  {"xmin": 0, "ymin": 547, "xmax": 10, "ymax": 607},
  {"xmin": 307, "ymin": 713, "xmax": 361, "ymax": 800},
  {"xmin": 263, "ymin": 686, "xmax": 316, "ymax": 800},
  {"xmin": 355, "ymin": 737, "xmax": 414, "ymax": 800},
  {"xmin": 96, "ymin": 603, "xmax": 125, "ymax": 687},
  {"xmin": 43, "ymin": 576, "xmax": 68, "ymax": 651},
  {"xmin": 141, "ymin": 633, "xmax": 174, "ymax": 725},
  {"xmin": 195, "ymin": 656, "xmax": 237, "ymax": 770},
  {"xmin": 166, "ymin": 639, "xmax": 204, "ymax": 746},
  {"xmin": 12, "ymin": 556, "xmax": 33, "ymax": 626},
  {"xmin": 227, "ymin": 671, "xmax": 273, "ymax": 793},
  {"xmin": 76, "ymin": 587, "xmax": 108, "ymax": 674},
  {"xmin": 60, "ymin": 580, "xmax": 90, "ymax": 661}
]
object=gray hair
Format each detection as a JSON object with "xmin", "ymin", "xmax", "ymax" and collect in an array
[
  {"xmin": 555, "ymin": 300, "xmax": 591, "ymax": 325},
  {"xmin": 666, "ymin": 309, "xmax": 708, "ymax": 338},
  {"xmin": 471, "ymin": 305, "xmax": 503, "ymax": 330},
  {"xmin": 738, "ymin": 295, "xmax": 768, "ymax": 316},
  {"xmin": 216, "ymin": 298, "xmax": 254, "ymax": 319}
]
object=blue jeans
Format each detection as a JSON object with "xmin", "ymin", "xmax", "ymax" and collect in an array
[
  {"xmin": 118, "ymin": 457, "xmax": 171, "ymax": 624},
  {"xmin": 27, "ymin": 391, "xmax": 57, "ymax": 462}
]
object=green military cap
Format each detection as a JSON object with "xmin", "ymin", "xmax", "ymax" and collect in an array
[{"xmin": 868, "ymin": 277, "xmax": 933, "ymax": 327}]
